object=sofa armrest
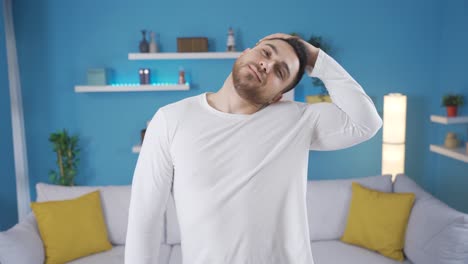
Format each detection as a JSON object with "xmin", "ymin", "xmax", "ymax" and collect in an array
[
  {"xmin": 394, "ymin": 175, "xmax": 468, "ymax": 264},
  {"xmin": 0, "ymin": 212, "xmax": 45, "ymax": 264}
]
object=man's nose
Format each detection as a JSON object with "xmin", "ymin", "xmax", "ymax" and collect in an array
[{"xmin": 259, "ymin": 61, "xmax": 270, "ymax": 73}]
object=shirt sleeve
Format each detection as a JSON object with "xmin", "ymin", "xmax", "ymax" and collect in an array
[
  {"xmin": 125, "ymin": 109, "xmax": 174, "ymax": 264},
  {"xmin": 306, "ymin": 49, "xmax": 383, "ymax": 151}
]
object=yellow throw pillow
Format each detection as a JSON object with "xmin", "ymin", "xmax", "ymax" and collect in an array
[
  {"xmin": 31, "ymin": 190, "xmax": 112, "ymax": 264},
  {"xmin": 341, "ymin": 182, "xmax": 415, "ymax": 261}
]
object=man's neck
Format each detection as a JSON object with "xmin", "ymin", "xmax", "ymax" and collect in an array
[{"xmin": 206, "ymin": 74, "xmax": 263, "ymax": 115}]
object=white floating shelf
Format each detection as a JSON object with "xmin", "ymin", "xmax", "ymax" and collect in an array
[
  {"xmin": 430, "ymin": 115, "xmax": 468, "ymax": 124},
  {"xmin": 430, "ymin": 144, "xmax": 468, "ymax": 163},
  {"xmin": 128, "ymin": 52, "xmax": 242, "ymax": 60},
  {"xmin": 132, "ymin": 145, "xmax": 141, "ymax": 153},
  {"xmin": 75, "ymin": 84, "xmax": 189, "ymax": 93}
]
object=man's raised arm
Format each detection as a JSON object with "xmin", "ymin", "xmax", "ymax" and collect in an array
[
  {"xmin": 261, "ymin": 33, "xmax": 382, "ymax": 150},
  {"xmin": 125, "ymin": 109, "xmax": 174, "ymax": 263},
  {"xmin": 305, "ymin": 48, "xmax": 382, "ymax": 150}
]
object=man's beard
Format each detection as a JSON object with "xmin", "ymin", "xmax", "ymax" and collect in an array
[{"xmin": 232, "ymin": 60, "xmax": 269, "ymax": 106}]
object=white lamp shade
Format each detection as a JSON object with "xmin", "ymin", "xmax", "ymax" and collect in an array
[
  {"xmin": 382, "ymin": 143, "xmax": 405, "ymax": 176},
  {"xmin": 383, "ymin": 93, "xmax": 407, "ymax": 144}
]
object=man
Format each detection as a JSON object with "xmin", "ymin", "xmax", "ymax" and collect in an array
[{"xmin": 125, "ymin": 33, "xmax": 382, "ymax": 264}]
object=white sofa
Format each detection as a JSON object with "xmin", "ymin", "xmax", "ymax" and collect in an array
[{"xmin": 1, "ymin": 174, "xmax": 467, "ymax": 264}]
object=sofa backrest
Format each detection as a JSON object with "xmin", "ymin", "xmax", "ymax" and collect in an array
[
  {"xmin": 394, "ymin": 174, "xmax": 468, "ymax": 264},
  {"xmin": 31, "ymin": 175, "xmax": 397, "ymax": 246},
  {"xmin": 35, "ymin": 183, "xmax": 132, "ymax": 245},
  {"xmin": 306, "ymin": 175, "xmax": 393, "ymax": 241}
]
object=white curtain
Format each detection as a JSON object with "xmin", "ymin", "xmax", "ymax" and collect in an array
[{"xmin": 3, "ymin": 0, "xmax": 31, "ymax": 221}]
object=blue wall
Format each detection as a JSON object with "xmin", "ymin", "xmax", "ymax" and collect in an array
[
  {"xmin": 0, "ymin": 3, "xmax": 18, "ymax": 231},
  {"xmin": 430, "ymin": 0, "xmax": 468, "ymax": 213},
  {"xmin": 1, "ymin": 0, "xmax": 466, "ymax": 230}
]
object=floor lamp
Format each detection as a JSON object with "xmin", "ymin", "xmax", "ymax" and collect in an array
[{"xmin": 382, "ymin": 93, "xmax": 407, "ymax": 182}]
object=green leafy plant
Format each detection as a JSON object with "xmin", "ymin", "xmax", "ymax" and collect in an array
[
  {"xmin": 442, "ymin": 94, "xmax": 464, "ymax": 107},
  {"xmin": 48, "ymin": 129, "xmax": 80, "ymax": 186}
]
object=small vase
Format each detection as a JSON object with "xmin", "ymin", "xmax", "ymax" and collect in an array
[
  {"xmin": 446, "ymin": 106, "xmax": 458, "ymax": 117},
  {"xmin": 226, "ymin": 27, "xmax": 235, "ymax": 52},
  {"xmin": 444, "ymin": 132, "xmax": 459, "ymax": 149},
  {"xmin": 149, "ymin": 31, "xmax": 158, "ymax": 53},
  {"xmin": 139, "ymin": 30, "xmax": 149, "ymax": 53},
  {"xmin": 178, "ymin": 68, "xmax": 186, "ymax": 84}
]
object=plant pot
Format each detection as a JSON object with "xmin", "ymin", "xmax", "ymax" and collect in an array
[{"xmin": 446, "ymin": 106, "xmax": 458, "ymax": 117}]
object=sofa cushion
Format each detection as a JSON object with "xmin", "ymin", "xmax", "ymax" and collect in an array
[
  {"xmin": 0, "ymin": 212, "xmax": 45, "ymax": 264},
  {"xmin": 341, "ymin": 182, "xmax": 415, "ymax": 261},
  {"xmin": 67, "ymin": 244, "xmax": 172, "ymax": 264},
  {"xmin": 394, "ymin": 175, "xmax": 468, "ymax": 264},
  {"xmin": 310, "ymin": 240, "xmax": 413, "ymax": 264},
  {"xmin": 393, "ymin": 174, "xmax": 433, "ymax": 202},
  {"xmin": 67, "ymin": 245, "xmax": 125, "ymax": 264},
  {"xmin": 31, "ymin": 190, "xmax": 113, "ymax": 264},
  {"xmin": 36, "ymin": 183, "xmax": 131, "ymax": 245},
  {"xmin": 166, "ymin": 192, "xmax": 181, "ymax": 245},
  {"xmin": 306, "ymin": 175, "xmax": 393, "ymax": 241}
]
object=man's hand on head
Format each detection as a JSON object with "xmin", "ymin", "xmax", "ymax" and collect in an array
[{"xmin": 257, "ymin": 33, "xmax": 320, "ymax": 68}]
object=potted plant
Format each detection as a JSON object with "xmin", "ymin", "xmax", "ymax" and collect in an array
[
  {"xmin": 48, "ymin": 129, "xmax": 80, "ymax": 186},
  {"xmin": 442, "ymin": 94, "xmax": 464, "ymax": 117}
]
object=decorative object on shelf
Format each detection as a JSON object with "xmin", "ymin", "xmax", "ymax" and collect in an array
[
  {"xmin": 442, "ymin": 94, "xmax": 464, "ymax": 117},
  {"xmin": 48, "ymin": 129, "xmax": 80, "ymax": 186},
  {"xmin": 139, "ymin": 30, "xmax": 149, "ymax": 53},
  {"xmin": 227, "ymin": 27, "xmax": 236, "ymax": 52},
  {"xmin": 429, "ymin": 114, "xmax": 468, "ymax": 162},
  {"xmin": 382, "ymin": 93, "xmax": 407, "ymax": 181},
  {"xmin": 149, "ymin": 31, "xmax": 159, "ymax": 53},
  {"xmin": 140, "ymin": 128, "xmax": 146, "ymax": 144},
  {"xmin": 177, "ymin": 37, "xmax": 208, "ymax": 52},
  {"xmin": 178, "ymin": 67, "xmax": 186, "ymax": 84},
  {"xmin": 87, "ymin": 68, "xmax": 110, "ymax": 85},
  {"xmin": 139, "ymin": 68, "xmax": 150, "ymax": 84},
  {"xmin": 444, "ymin": 132, "xmax": 459, "ymax": 149},
  {"xmin": 87, "ymin": 68, "xmax": 113, "ymax": 85}
]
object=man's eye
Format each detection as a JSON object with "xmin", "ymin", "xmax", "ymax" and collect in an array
[
  {"xmin": 277, "ymin": 70, "xmax": 283, "ymax": 80},
  {"xmin": 262, "ymin": 49, "xmax": 270, "ymax": 58}
]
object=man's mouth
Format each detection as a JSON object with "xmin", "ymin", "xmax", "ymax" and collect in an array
[{"xmin": 248, "ymin": 64, "xmax": 262, "ymax": 83}]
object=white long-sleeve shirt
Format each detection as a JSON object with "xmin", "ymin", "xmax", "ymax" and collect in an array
[{"xmin": 125, "ymin": 49, "xmax": 382, "ymax": 264}]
